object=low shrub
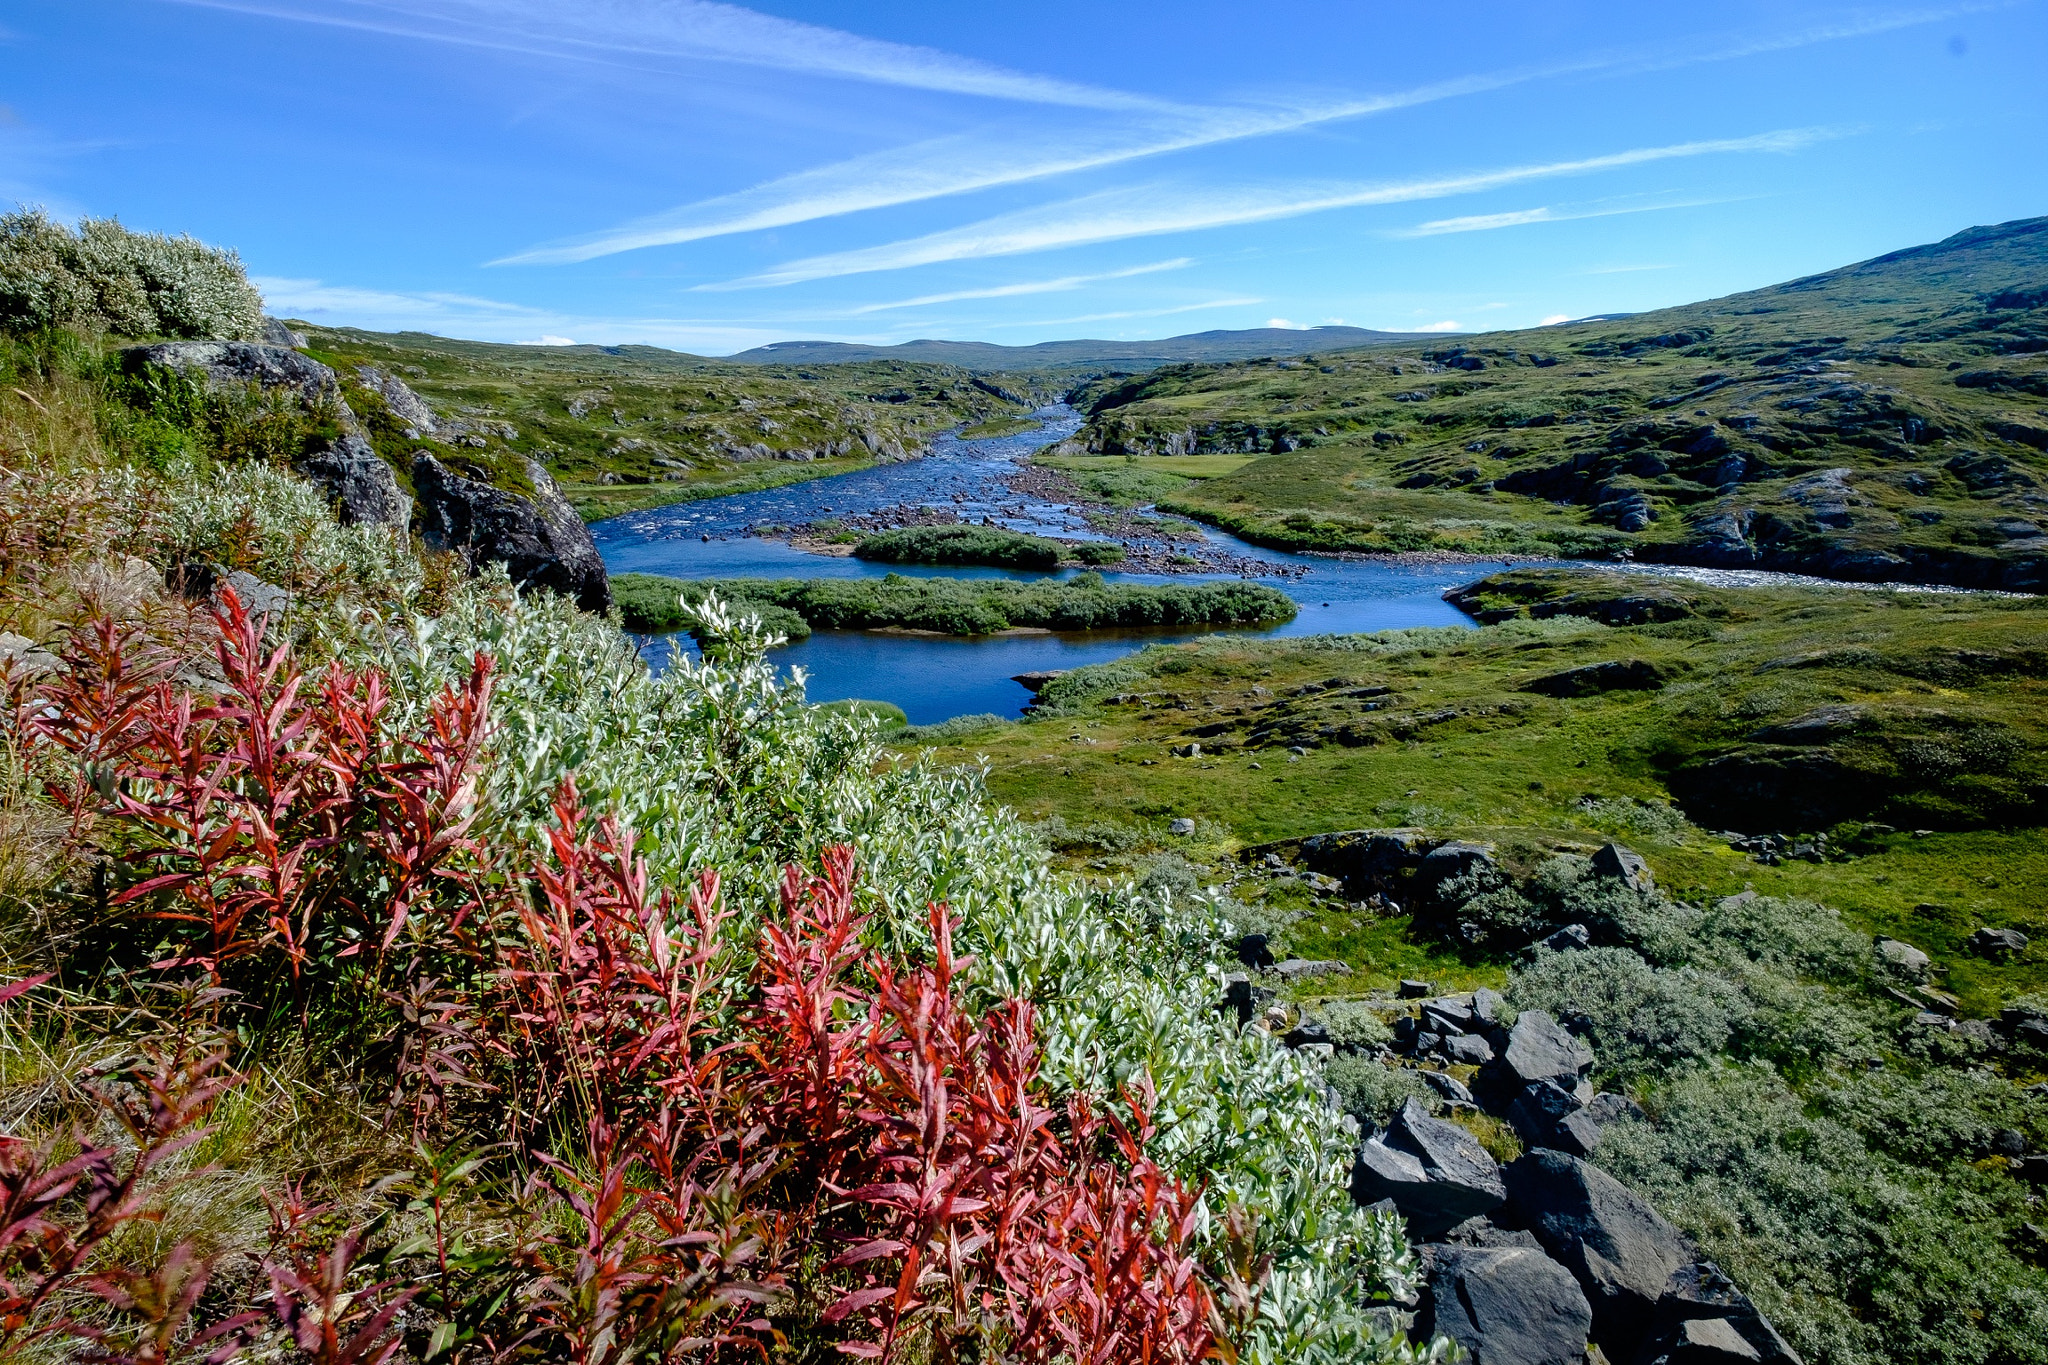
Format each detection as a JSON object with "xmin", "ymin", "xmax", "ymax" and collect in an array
[
  {"xmin": 1320, "ymin": 999, "xmax": 1396, "ymax": 1052},
  {"xmin": 1324, "ymin": 1053, "xmax": 1436, "ymax": 1130},
  {"xmin": 856, "ymin": 524, "xmax": 1066, "ymax": 569},
  {"xmin": 0, "ymin": 210, "xmax": 263, "ymax": 340},
  {"xmin": 615, "ymin": 572, "xmax": 1297, "ymax": 639},
  {"xmin": 1509, "ymin": 947, "xmax": 1741, "ymax": 1083}
]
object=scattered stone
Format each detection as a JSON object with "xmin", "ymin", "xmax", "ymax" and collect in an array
[
  {"xmin": 1419, "ymin": 1069, "xmax": 1476, "ymax": 1105},
  {"xmin": 1399, "ymin": 979, "xmax": 1432, "ymax": 999},
  {"xmin": 1538, "ymin": 923, "xmax": 1593, "ymax": 953},
  {"xmin": 1552, "ymin": 1094, "xmax": 1645, "ymax": 1158},
  {"xmin": 413, "ymin": 455, "xmax": 611, "ymax": 613},
  {"xmin": 1171, "ymin": 742, "xmax": 1202, "ymax": 758},
  {"xmin": 1968, "ymin": 926, "xmax": 2029, "ymax": 958},
  {"xmin": 259, "ymin": 315, "xmax": 307, "ymax": 348},
  {"xmin": 1504, "ymin": 1149, "xmax": 1695, "ymax": 1351},
  {"xmin": 221, "ymin": 569, "xmax": 289, "ymax": 622},
  {"xmin": 0, "ymin": 632, "xmax": 61, "ymax": 679},
  {"xmin": 1875, "ymin": 938, "xmax": 1932, "ymax": 983},
  {"xmin": 1422, "ymin": 999, "xmax": 1476, "ymax": 1034},
  {"xmin": 1168, "ymin": 817, "xmax": 1196, "ymax": 836},
  {"xmin": 1647, "ymin": 1261, "xmax": 1804, "ymax": 1364},
  {"xmin": 1010, "ymin": 669, "xmax": 1064, "ymax": 693},
  {"xmin": 1284, "ymin": 1017, "xmax": 1331, "ymax": 1049},
  {"xmin": 1498, "ymin": 1010, "xmax": 1596, "ymax": 1089},
  {"xmin": 1272, "ymin": 958, "xmax": 1348, "ymax": 981},
  {"xmin": 1351, "ymin": 1098, "xmax": 1507, "ymax": 1238},
  {"xmin": 355, "ymin": 365, "xmax": 438, "ymax": 436},
  {"xmin": 122, "ymin": 340, "xmax": 342, "ymax": 410},
  {"xmin": 1446, "ymin": 1034, "xmax": 1496, "ymax": 1066},
  {"xmin": 1591, "ymin": 842, "xmax": 1655, "ymax": 893},
  {"xmin": 1421, "ymin": 1246, "xmax": 1593, "ymax": 1365}
]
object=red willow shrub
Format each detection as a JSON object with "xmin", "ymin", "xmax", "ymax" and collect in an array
[
  {"xmin": 8, "ymin": 593, "xmax": 1243, "ymax": 1362},
  {"xmin": 20, "ymin": 587, "xmax": 493, "ymax": 987},
  {"xmin": 488, "ymin": 790, "xmax": 1227, "ymax": 1363}
]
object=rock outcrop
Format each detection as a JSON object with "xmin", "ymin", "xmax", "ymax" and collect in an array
[
  {"xmin": 1350, "ymin": 1098, "xmax": 1505, "ymax": 1238},
  {"xmin": 1421, "ymin": 1245, "xmax": 1592, "ymax": 1365},
  {"xmin": 413, "ymin": 455, "xmax": 611, "ymax": 613},
  {"xmin": 121, "ymin": 341, "xmax": 411, "ymax": 532},
  {"xmin": 296, "ymin": 434, "xmax": 412, "ymax": 529}
]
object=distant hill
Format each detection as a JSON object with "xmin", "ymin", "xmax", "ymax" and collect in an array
[
  {"xmin": 1053, "ymin": 214, "xmax": 2048, "ymax": 592},
  {"xmin": 724, "ymin": 325, "xmax": 1437, "ymax": 369}
]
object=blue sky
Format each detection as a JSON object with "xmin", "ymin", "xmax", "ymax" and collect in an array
[{"xmin": 4, "ymin": 0, "xmax": 2045, "ymax": 354}]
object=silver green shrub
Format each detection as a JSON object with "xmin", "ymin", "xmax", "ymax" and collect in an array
[{"xmin": 0, "ymin": 209, "xmax": 263, "ymax": 339}]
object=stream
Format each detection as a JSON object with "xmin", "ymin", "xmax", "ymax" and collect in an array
[
  {"xmin": 589, "ymin": 405, "xmax": 1527, "ymax": 723},
  {"xmin": 587, "ymin": 404, "xmax": 1977, "ymax": 724}
]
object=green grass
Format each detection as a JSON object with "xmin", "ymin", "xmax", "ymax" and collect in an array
[
  {"xmin": 905, "ymin": 569, "xmax": 2048, "ymax": 1009},
  {"xmin": 1054, "ymin": 216, "xmax": 2048, "ymax": 586},
  {"xmin": 293, "ymin": 324, "xmax": 1050, "ymax": 522},
  {"xmin": 612, "ymin": 571, "xmax": 1297, "ymax": 638},
  {"xmin": 854, "ymin": 524, "xmax": 1125, "ymax": 569},
  {"xmin": 959, "ymin": 415, "xmax": 1042, "ymax": 438}
]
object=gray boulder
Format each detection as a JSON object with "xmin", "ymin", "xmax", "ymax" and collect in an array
[
  {"xmin": 1272, "ymin": 957, "xmax": 1347, "ymax": 980},
  {"xmin": 1447, "ymin": 1033, "xmax": 1497, "ymax": 1066},
  {"xmin": 1553, "ymin": 1092, "xmax": 1646, "ymax": 1158},
  {"xmin": 123, "ymin": 340, "xmax": 343, "ymax": 410},
  {"xmin": 260, "ymin": 316, "xmax": 308, "ymax": 348},
  {"xmin": 1504, "ymin": 1149, "xmax": 1694, "ymax": 1352},
  {"xmin": 1498, "ymin": 1010, "xmax": 1596, "ymax": 1088},
  {"xmin": 295, "ymin": 434, "xmax": 410, "ymax": 529},
  {"xmin": 1538, "ymin": 923, "xmax": 1593, "ymax": 953},
  {"xmin": 1419, "ymin": 1069, "xmax": 1476, "ymax": 1105},
  {"xmin": 1592, "ymin": 842, "xmax": 1656, "ymax": 893},
  {"xmin": 1507, "ymin": 1077, "xmax": 1593, "ymax": 1145},
  {"xmin": 1421, "ymin": 1246, "xmax": 1593, "ymax": 1365},
  {"xmin": 1968, "ymin": 926, "xmax": 2029, "ymax": 958},
  {"xmin": 413, "ymin": 455, "xmax": 612, "ymax": 613},
  {"xmin": 356, "ymin": 365, "xmax": 438, "ymax": 437},
  {"xmin": 1640, "ymin": 1261, "xmax": 1804, "ymax": 1364},
  {"xmin": 0, "ymin": 631, "xmax": 61, "ymax": 679},
  {"xmin": 1350, "ymin": 1098, "xmax": 1506, "ymax": 1238},
  {"xmin": 1875, "ymin": 938, "xmax": 1932, "ymax": 983},
  {"xmin": 220, "ymin": 569, "xmax": 289, "ymax": 622}
]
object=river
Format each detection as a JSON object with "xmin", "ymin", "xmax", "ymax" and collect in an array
[{"xmin": 587, "ymin": 404, "xmax": 1979, "ymax": 724}]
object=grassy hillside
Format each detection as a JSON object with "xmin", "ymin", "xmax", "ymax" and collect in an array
[
  {"xmin": 294, "ymin": 324, "xmax": 1049, "ymax": 520},
  {"xmin": 1049, "ymin": 216, "xmax": 2048, "ymax": 589},
  {"xmin": 900, "ymin": 569, "xmax": 2048, "ymax": 1363},
  {"xmin": 724, "ymin": 324, "xmax": 1437, "ymax": 369}
]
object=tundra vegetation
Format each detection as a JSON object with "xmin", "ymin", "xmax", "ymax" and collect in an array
[
  {"xmin": 1045, "ymin": 216, "xmax": 2048, "ymax": 591},
  {"xmin": 0, "ymin": 222, "xmax": 1441, "ymax": 1363},
  {"xmin": 909, "ymin": 570, "xmax": 2048, "ymax": 1365},
  {"xmin": 611, "ymin": 570, "xmax": 1295, "ymax": 641}
]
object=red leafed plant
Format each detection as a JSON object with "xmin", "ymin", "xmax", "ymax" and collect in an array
[
  {"xmin": 20, "ymin": 586, "xmax": 494, "ymax": 986},
  {"xmin": 483, "ymin": 787, "xmax": 1223, "ymax": 1365}
]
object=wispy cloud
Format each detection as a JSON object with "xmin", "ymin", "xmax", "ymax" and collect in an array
[
  {"xmin": 707, "ymin": 128, "xmax": 1841, "ymax": 289},
  {"xmin": 1391, "ymin": 194, "xmax": 1738, "ymax": 237},
  {"xmin": 488, "ymin": 2, "xmax": 1974, "ymax": 265},
  {"xmin": 844, "ymin": 259, "xmax": 1192, "ymax": 314},
  {"xmin": 171, "ymin": 0, "xmax": 1174, "ymax": 110}
]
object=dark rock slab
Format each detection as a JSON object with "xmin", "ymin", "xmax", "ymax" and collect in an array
[
  {"xmin": 1498, "ymin": 1010, "xmax": 1595, "ymax": 1088},
  {"xmin": 122, "ymin": 340, "xmax": 342, "ymax": 408},
  {"xmin": 1592, "ymin": 841, "xmax": 1655, "ymax": 893},
  {"xmin": 1641, "ymin": 1261, "xmax": 1804, "ymax": 1364},
  {"xmin": 295, "ymin": 434, "xmax": 410, "ymax": 529},
  {"xmin": 414, "ymin": 454, "xmax": 611, "ymax": 613},
  {"xmin": 1351, "ymin": 1098, "xmax": 1506, "ymax": 1238},
  {"xmin": 1968, "ymin": 926, "xmax": 2029, "ymax": 958},
  {"xmin": 1504, "ymin": 1148, "xmax": 1693, "ymax": 1352},
  {"xmin": 1522, "ymin": 659, "xmax": 1671, "ymax": 698},
  {"xmin": 1421, "ymin": 1245, "xmax": 1593, "ymax": 1365}
]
